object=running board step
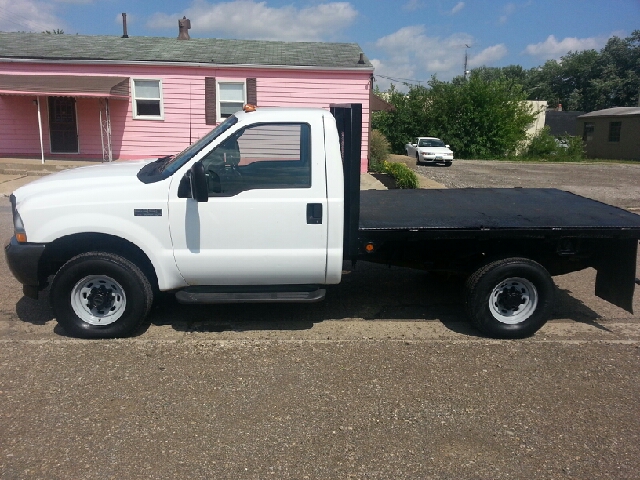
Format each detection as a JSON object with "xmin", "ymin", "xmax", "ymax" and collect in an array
[{"xmin": 175, "ymin": 285, "xmax": 326, "ymax": 305}]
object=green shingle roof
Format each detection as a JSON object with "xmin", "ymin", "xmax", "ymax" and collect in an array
[{"xmin": 0, "ymin": 32, "xmax": 372, "ymax": 69}]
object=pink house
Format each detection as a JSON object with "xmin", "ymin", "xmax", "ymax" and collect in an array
[{"xmin": 0, "ymin": 30, "xmax": 374, "ymax": 172}]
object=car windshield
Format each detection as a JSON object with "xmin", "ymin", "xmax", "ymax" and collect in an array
[{"xmin": 418, "ymin": 138, "xmax": 445, "ymax": 147}]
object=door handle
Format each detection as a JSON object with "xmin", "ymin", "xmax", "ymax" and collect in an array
[{"xmin": 307, "ymin": 203, "xmax": 322, "ymax": 224}]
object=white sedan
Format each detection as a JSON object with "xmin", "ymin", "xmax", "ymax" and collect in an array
[{"xmin": 405, "ymin": 137, "xmax": 454, "ymax": 166}]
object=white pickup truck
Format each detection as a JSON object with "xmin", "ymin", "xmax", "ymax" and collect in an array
[{"xmin": 5, "ymin": 104, "xmax": 640, "ymax": 339}]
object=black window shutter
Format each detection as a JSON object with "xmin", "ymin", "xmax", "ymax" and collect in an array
[
  {"xmin": 246, "ymin": 78, "xmax": 257, "ymax": 105},
  {"xmin": 205, "ymin": 77, "xmax": 217, "ymax": 125}
]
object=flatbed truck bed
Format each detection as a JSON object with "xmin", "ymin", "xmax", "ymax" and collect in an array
[{"xmin": 359, "ymin": 188, "xmax": 640, "ymax": 235}]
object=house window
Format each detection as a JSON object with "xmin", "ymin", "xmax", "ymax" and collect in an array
[
  {"xmin": 583, "ymin": 122, "xmax": 594, "ymax": 142},
  {"xmin": 218, "ymin": 82, "xmax": 246, "ymax": 120},
  {"xmin": 132, "ymin": 79, "xmax": 163, "ymax": 119},
  {"xmin": 608, "ymin": 121, "xmax": 621, "ymax": 142}
]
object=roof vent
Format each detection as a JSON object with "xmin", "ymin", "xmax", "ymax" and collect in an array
[
  {"xmin": 358, "ymin": 53, "xmax": 365, "ymax": 65},
  {"xmin": 178, "ymin": 16, "xmax": 191, "ymax": 40},
  {"xmin": 121, "ymin": 13, "xmax": 129, "ymax": 38}
]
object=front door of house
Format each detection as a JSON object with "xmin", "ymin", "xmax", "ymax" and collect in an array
[{"xmin": 49, "ymin": 96, "xmax": 78, "ymax": 153}]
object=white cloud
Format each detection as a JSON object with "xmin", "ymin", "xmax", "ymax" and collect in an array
[
  {"xmin": 0, "ymin": 0, "xmax": 64, "ymax": 32},
  {"xmin": 403, "ymin": 0, "xmax": 420, "ymax": 11},
  {"xmin": 451, "ymin": 2, "xmax": 465, "ymax": 14},
  {"xmin": 146, "ymin": 0, "xmax": 358, "ymax": 42},
  {"xmin": 499, "ymin": 2, "xmax": 516, "ymax": 24},
  {"xmin": 468, "ymin": 44, "xmax": 508, "ymax": 68},
  {"xmin": 373, "ymin": 25, "xmax": 510, "ymax": 89},
  {"xmin": 523, "ymin": 34, "xmax": 609, "ymax": 60}
]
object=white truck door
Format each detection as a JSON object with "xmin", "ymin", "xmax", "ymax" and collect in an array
[{"xmin": 168, "ymin": 119, "xmax": 329, "ymax": 285}]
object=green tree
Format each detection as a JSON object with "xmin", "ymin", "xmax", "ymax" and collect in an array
[
  {"xmin": 373, "ymin": 73, "xmax": 535, "ymax": 159},
  {"xmin": 522, "ymin": 31, "xmax": 640, "ymax": 111}
]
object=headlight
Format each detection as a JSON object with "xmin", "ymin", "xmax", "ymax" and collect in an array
[{"xmin": 9, "ymin": 194, "xmax": 27, "ymax": 243}]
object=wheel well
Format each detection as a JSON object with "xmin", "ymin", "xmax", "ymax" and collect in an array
[{"xmin": 39, "ymin": 233, "xmax": 159, "ymax": 291}]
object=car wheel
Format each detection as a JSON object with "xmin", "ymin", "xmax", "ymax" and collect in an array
[
  {"xmin": 445, "ymin": 161, "xmax": 452, "ymax": 167},
  {"xmin": 50, "ymin": 252, "xmax": 154, "ymax": 339},
  {"xmin": 465, "ymin": 258, "xmax": 555, "ymax": 339},
  {"xmin": 416, "ymin": 153, "xmax": 421, "ymax": 165}
]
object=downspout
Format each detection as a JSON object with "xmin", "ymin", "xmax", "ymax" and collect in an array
[{"xmin": 36, "ymin": 97, "xmax": 45, "ymax": 164}]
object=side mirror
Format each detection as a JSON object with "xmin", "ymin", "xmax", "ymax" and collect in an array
[
  {"xmin": 177, "ymin": 163, "xmax": 208, "ymax": 202},
  {"xmin": 190, "ymin": 162, "xmax": 209, "ymax": 202}
]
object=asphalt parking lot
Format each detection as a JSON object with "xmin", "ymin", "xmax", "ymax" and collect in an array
[{"xmin": 2, "ymin": 161, "xmax": 640, "ymax": 479}]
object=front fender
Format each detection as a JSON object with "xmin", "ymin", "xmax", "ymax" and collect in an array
[{"xmin": 29, "ymin": 211, "xmax": 186, "ymax": 291}]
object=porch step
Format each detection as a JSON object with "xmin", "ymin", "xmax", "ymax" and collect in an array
[{"xmin": 175, "ymin": 285, "xmax": 326, "ymax": 304}]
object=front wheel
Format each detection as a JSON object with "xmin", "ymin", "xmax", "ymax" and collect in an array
[
  {"xmin": 444, "ymin": 161, "xmax": 452, "ymax": 167},
  {"xmin": 465, "ymin": 258, "xmax": 555, "ymax": 339},
  {"xmin": 416, "ymin": 153, "xmax": 421, "ymax": 165},
  {"xmin": 50, "ymin": 252, "xmax": 153, "ymax": 339}
]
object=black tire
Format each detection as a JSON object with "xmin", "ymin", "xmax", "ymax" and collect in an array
[
  {"xmin": 444, "ymin": 161, "xmax": 452, "ymax": 167},
  {"xmin": 50, "ymin": 252, "xmax": 153, "ymax": 339},
  {"xmin": 464, "ymin": 258, "xmax": 555, "ymax": 339},
  {"xmin": 416, "ymin": 153, "xmax": 421, "ymax": 165}
]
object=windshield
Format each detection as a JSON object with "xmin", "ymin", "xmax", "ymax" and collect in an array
[
  {"xmin": 161, "ymin": 115, "xmax": 239, "ymax": 175},
  {"xmin": 418, "ymin": 138, "xmax": 446, "ymax": 148}
]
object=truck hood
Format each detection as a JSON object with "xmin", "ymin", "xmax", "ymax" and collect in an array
[{"xmin": 13, "ymin": 159, "xmax": 154, "ymax": 204}]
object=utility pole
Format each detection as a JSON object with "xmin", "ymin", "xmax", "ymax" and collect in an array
[{"xmin": 464, "ymin": 44, "xmax": 470, "ymax": 80}]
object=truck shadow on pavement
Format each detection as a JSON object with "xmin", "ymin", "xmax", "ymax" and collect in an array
[{"xmin": 143, "ymin": 264, "xmax": 608, "ymax": 338}]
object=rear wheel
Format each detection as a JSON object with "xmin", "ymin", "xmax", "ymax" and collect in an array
[
  {"xmin": 465, "ymin": 258, "xmax": 555, "ymax": 339},
  {"xmin": 51, "ymin": 252, "xmax": 153, "ymax": 339}
]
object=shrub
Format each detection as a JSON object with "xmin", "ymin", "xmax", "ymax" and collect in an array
[
  {"xmin": 522, "ymin": 126, "xmax": 585, "ymax": 160},
  {"xmin": 383, "ymin": 161, "xmax": 419, "ymax": 189},
  {"xmin": 561, "ymin": 134, "xmax": 585, "ymax": 160},
  {"xmin": 369, "ymin": 129, "xmax": 391, "ymax": 172},
  {"xmin": 525, "ymin": 126, "xmax": 557, "ymax": 157}
]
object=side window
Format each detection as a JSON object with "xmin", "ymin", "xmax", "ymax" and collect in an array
[
  {"xmin": 201, "ymin": 123, "xmax": 311, "ymax": 196},
  {"xmin": 132, "ymin": 79, "xmax": 163, "ymax": 119},
  {"xmin": 583, "ymin": 122, "xmax": 594, "ymax": 142},
  {"xmin": 608, "ymin": 121, "xmax": 621, "ymax": 142}
]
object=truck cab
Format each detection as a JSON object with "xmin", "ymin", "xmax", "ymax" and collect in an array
[{"xmin": 6, "ymin": 107, "xmax": 346, "ymax": 338}]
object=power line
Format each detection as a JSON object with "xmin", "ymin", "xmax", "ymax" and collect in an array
[{"xmin": 374, "ymin": 73, "xmax": 426, "ymax": 86}]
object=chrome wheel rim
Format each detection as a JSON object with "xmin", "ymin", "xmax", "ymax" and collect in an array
[
  {"xmin": 70, "ymin": 275, "xmax": 126, "ymax": 326},
  {"xmin": 489, "ymin": 277, "xmax": 538, "ymax": 324}
]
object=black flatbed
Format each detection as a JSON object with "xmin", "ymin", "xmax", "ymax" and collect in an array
[{"xmin": 359, "ymin": 188, "xmax": 640, "ymax": 238}]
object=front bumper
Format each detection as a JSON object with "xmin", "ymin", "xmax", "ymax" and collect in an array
[
  {"xmin": 422, "ymin": 154, "xmax": 453, "ymax": 161},
  {"xmin": 4, "ymin": 236, "xmax": 46, "ymax": 297}
]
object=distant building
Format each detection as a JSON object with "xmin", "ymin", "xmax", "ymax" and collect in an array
[
  {"xmin": 545, "ymin": 110, "xmax": 584, "ymax": 136},
  {"xmin": 525, "ymin": 100, "xmax": 547, "ymax": 138},
  {"xmin": 577, "ymin": 107, "xmax": 640, "ymax": 161}
]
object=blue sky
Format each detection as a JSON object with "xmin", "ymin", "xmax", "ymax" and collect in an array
[{"xmin": 1, "ymin": 0, "xmax": 638, "ymax": 90}]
